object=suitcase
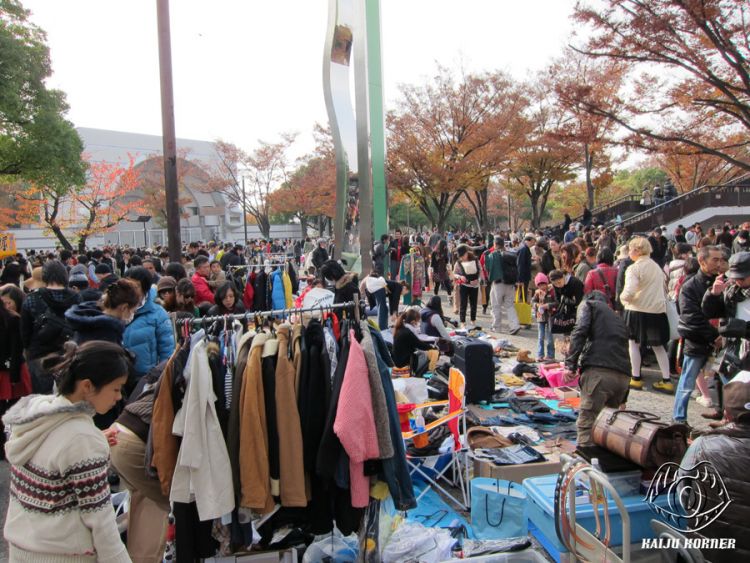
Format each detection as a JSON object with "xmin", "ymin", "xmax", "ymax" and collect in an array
[{"xmin": 452, "ymin": 337, "xmax": 494, "ymax": 403}]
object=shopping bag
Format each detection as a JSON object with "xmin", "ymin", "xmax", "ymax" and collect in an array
[
  {"xmin": 470, "ymin": 478, "xmax": 528, "ymax": 540},
  {"xmin": 514, "ymin": 286, "xmax": 532, "ymax": 326},
  {"xmin": 665, "ymin": 299, "xmax": 680, "ymax": 341},
  {"xmin": 551, "ymin": 296, "xmax": 576, "ymax": 334}
]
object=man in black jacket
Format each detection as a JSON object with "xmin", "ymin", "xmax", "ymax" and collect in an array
[
  {"xmin": 516, "ymin": 233, "xmax": 535, "ymax": 301},
  {"xmin": 564, "ymin": 291, "xmax": 630, "ymax": 446},
  {"xmin": 674, "ymin": 245, "xmax": 724, "ymax": 423}
]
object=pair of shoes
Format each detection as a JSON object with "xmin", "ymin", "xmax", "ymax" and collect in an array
[
  {"xmin": 700, "ymin": 410, "xmax": 722, "ymax": 420},
  {"xmin": 629, "ymin": 378, "xmax": 644, "ymax": 390},
  {"xmin": 652, "ymin": 380, "xmax": 675, "ymax": 394},
  {"xmin": 509, "ymin": 327, "xmax": 521, "ymax": 335},
  {"xmin": 695, "ymin": 396, "xmax": 713, "ymax": 408}
]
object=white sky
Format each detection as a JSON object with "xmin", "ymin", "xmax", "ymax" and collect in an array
[{"xmin": 24, "ymin": 0, "xmax": 577, "ymax": 156}]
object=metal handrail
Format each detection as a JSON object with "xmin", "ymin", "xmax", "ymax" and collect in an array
[{"xmin": 621, "ymin": 172, "xmax": 750, "ymax": 228}]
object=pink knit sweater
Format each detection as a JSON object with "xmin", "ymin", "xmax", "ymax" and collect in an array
[{"xmin": 334, "ymin": 331, "xmax": 380, "ymax": 507}]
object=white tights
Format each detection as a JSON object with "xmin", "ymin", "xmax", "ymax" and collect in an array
[{"xmin": 628, "ymin": 340, "xmax": 670, "ymax": 380}]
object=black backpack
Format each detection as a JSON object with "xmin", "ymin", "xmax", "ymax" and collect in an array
[
  {"xmin": 502, "ymin": 251, "xmax": 519, "ymax": 284},
  {"xmin": 35, "ymin": 290, "xmax": 74, "ymax": 349}
]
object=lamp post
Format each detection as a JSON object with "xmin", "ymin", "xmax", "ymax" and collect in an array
[{"xmin": 135, "ymin": 215, "xmax": 152, "ymax": 248}]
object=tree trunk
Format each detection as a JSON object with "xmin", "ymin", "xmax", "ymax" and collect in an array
[
  {"xmin": 584, "ymin": 143, "xmax": 595, "ymax": 209},
  {"xmin": 299, "ymin": 214, "xmax": 307, "ymax": 239},
  {"xmin": 50, "ymin": 225, "xmax": 73, "ymax": 251}
]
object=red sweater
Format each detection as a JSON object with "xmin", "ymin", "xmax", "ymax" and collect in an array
[
  {"xmin": 583, "ymin": 263, "xmax": 618, "ymax": 303},
  {"xmin": 192, "ymin": 272, "xmax": 215, "ymax": 305}
]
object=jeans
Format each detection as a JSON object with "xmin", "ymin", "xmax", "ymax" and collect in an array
[
  {"xmin": 537, "ymin": 320, "xmax": 555, "ymax": 359},
  {"xmin": 371, "ymin": 288, "xmax": 389, "ymax": 331},
  {"xmin": 673, "ymin": 354, "xmax": 707, "ymax": 422},
  {"xmin": 459, "ymin": 285, "xmax": 478, "ymax": 323}
]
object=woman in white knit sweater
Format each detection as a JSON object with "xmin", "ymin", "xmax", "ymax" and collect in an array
[
  {"xmin": 619, "ymin": 236, "xmax": 674, "ymax": 393},
  {"xmin": 3, "ymin": 341, "xmax": 132, "ymax": 563}
]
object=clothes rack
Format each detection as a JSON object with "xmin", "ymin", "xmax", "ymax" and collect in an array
[{"xmin": 186, "ymin": 300, "xmax": 360, "ymax": 326}]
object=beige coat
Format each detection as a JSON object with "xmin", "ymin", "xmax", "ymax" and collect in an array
[{"xmin": 620, "ymin": 256, "xmax": 667, "ymax": 314}]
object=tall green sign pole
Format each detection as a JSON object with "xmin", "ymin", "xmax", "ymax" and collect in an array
[{"xmin": 366, "ymin": 0, "xmax": 388, "ymax": 240}]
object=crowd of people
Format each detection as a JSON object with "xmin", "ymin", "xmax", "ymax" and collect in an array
[{"xmin": 0, "ymin": 215, "xmax": 748, "ymax": 559}]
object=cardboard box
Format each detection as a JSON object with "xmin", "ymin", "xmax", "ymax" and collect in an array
[
  {"xmin": 472, "ymin": 440, "xmax": 576, "ymax": 483},
  {"xmin": 554, "ymin": 386, "xmax": 579, "ymax": 400}
]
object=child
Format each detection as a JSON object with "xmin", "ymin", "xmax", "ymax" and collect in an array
[{"xmin": 531, "ymin": 272, "xmax": 555, "ymax": 360}]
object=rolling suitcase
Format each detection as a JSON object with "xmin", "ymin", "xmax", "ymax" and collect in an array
[{"xmin": 453, "ymin": 337, "xmax": 494, "ymax": 403}]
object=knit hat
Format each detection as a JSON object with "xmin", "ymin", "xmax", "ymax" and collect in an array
[
  {"xmin": 157, "ymin": 276, "xmax": 177, "ymax": 292},
  {"xmin": 68, "ymin": 271, "xmax": 89, "ymax": 288},
  {"xmin": 723, "ymin": 381, "xmax": 750, "ymax": 422},
  {"xmin": 94, "ymin": 263, "xmax": 112, "ymax": 275},
  {"xmin": 70, "ymin": 264, "xmax": 87, "ymax": 276},
  {"xmin": 534, "ymin": 272, "xmax": 549, "ymax": 286}
]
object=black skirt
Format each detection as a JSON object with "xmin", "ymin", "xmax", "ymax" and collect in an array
[{"xmin": 624, "ymin": 310, "xmax": 670, "ymax": 346}]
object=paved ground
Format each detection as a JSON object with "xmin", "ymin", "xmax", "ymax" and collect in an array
[{"xmin": 0, "ymin": 291, "xmax": 712, "ymax": 560}]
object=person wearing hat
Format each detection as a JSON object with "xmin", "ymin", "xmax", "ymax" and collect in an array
[
  {"xmin": 733, "ymin": 230, "xmax": 750, "ymax": 255},
  {"xmin": 678, "ymin": 380, "xmax": 750, "ymax": 560},
  {"xmin": 311, "ymin": 238, "xmax": 330, "ymax": 272},
  {"xmin": 155, "ymin": 276, "xmax": 178, "ymax": 311}
]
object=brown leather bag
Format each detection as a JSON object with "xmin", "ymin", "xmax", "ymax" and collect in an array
[{"xmin": 591, "ymin": 408, "xmax": 689, "ymax": 468}]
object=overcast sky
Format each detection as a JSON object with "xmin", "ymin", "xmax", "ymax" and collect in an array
[{"xmin": 24, "ymin": 0, "xmax": 577, "ymax": 156}]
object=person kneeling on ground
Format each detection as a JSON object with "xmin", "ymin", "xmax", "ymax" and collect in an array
[
  {"xmin": 392, "ymin": 309, "xmax": 439, "ymax": 376},
  {"xmin": 420, "ymin": 295, "xmax": 456, "ymax": 355},
  {"xmin": 563, "ymin": 290, "xmax": 631, "ymax": 446}
]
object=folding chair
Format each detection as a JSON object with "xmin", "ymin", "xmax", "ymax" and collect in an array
[{"xmin": 402, "ymin": 367, "xmax": 471, "ymax": 511}]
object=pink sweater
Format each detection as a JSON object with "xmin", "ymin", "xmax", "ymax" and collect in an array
[{"xmin": 334, "ymin": 331, "xmax": 380, "ymax": 507}]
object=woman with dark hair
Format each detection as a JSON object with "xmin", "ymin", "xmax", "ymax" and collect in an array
[
  {"xmin": 0, "ymin": 261, "xmax": 23, "ymax": 287},
  {"xmin": 0, "ymin": 293, "xmax": 32, "ymax": 447},
  {"xmin": 420, "ymin": 295, "xmax": 452, "ymax": 339},
  {"xmin": 0, "ymin": 283, "xmax": 25, "ymax": 314},
  {"xmin": 3, "ymin": 341, "xmax": 131, "ymax": 561},
  {"xmin": 392, "ymin": 309, "xmax": 438, "ymax": 374},
  {"xmin": 123, "ymin": 266, "xmax": 175, "ymax": 380},
  {"xmin": 430, "ymin": 240, "xmax": 453, "ymax": 302},
  {"xmin": 320, "ymin": 259, "xmax": 360, "ymax": 310},
  {"xmin": 207, "ymin": 282, "xmax": 245, "ymax": 316},
  {"xmin": 453, "ymin": 245, "xmax": 483, "ymax": 327},
  {"xmin": 65, "ymin": 278, "xmax": 143, "ymax": 344}
]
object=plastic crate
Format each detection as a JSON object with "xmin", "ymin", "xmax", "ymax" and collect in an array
[{"xmin": 522, "ymin": 475, "xmax": 667, "ymax": 556}]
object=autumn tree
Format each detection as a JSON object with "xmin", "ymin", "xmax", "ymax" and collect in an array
[
  {"xmin": 552, "ymin": 50, "xmax": 623, "ymax": 208},
  {"xmin": 243, "ymin": 134, "xmax": 297, "ymax": 240},
  {"xmin": 387, "ymin": 66, "xmax": 528, "ymax": 232},
  {"xmin": 505, "ymin": 78, "xmax": 578, "ymax": 229},
  {"xmin": 73, "ymin": 155, "xmax": 143, "ymax": 252},
  {"xmin": 571, "ymin": 0, "xmax": 750, "ymax": 173},
  {"xmin": 11, "ymin": 181, "xmax": 77, "ymax": 249},
  {"xmin": 648, "ymin": 142, "xmax": 747, "ymax": 193},
  {"xmin": 138, "ymin": 149, "xmax": 194, "ymax": 225}
]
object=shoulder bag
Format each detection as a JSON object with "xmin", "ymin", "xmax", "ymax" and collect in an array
[{"xmin": 550, "ymin": 295, "xmax": 577, "ymax": 334}]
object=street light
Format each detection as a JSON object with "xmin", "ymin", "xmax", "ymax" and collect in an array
[{"xmin": 135, "ymin": 215, "xmax": 152, "ymax": 248}]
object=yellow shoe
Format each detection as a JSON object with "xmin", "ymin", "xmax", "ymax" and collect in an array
[
  {"xmin": 629, "ymin": 378, "xmax": 644, "ymax": 390},
  {"xmin": 652, "ymin": 380, "xmax": 675, "ymax": 394}
]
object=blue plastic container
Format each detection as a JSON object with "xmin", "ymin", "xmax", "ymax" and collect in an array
[{"xmin": 523, "ymin": 475, "xmax": 667, "ymax": 559}]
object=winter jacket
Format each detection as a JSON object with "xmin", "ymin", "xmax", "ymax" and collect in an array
[
  {"xmin": 372, "ymin": 242, "xmax": 387, "ymax": 276},
  {"xmin": 620, "ymin": 256, "xmax": 667, "ymax": 314},
  {"xmin": 583, "ymin": 264, "xmax": 618, "ymax": 306},
  {"xmin": 517, "ymin": 244, "xmax": 533, "ymax": 284},
  {"xmin": 420, "ymin": 308, "xmax": 450, "ymax": 338},
  {"xmin": 333, "ymin": 273, "xmax": 360, "ymax": 308},
  {"xmin": 206, "ymin": 302, "xmax": 245, "ymax": 317},
  {"xmin": 334, "ymin": 331, "xmax": 380, "ymax": 508},
  {"xmin": 554, "ymin": 274, "xmax": 585, "ymax": 309},
  {"xmin": 171, "ymin": 334, "xmax": 234, "ymax": 520},
  {"xmin": 565, "ymin": 291, "xmax": 630, "ymax": 376},
  {"xmin": 484, "ymin": 249, "xmax": 504, "ymax": 284},
  {"xmin": 665, "ymin": 258, "xmax": 687, "ymax": 301},
  {"xmin": 678, "ymin": 269, "xmax": 718, "ymax": 357},
  {"xmin": 270, "ymin": 269, "xmax": 286, "ymax": 311},
  {"xmin": 2, "ymin": 395, "xmax": 130, "ymax": 562},
  {"xmin": 541, "ymin": 250, "xmax": 560, "ymax": 275},
  {"xmin": 0, "ymin": 314, "xmax": 23, "ymax": 384},
  {"xmin": 680, "ymin": 424, "xmax": 750, "ymax": 562},
  {"xmin": 392, "ymin": 325, "xmax": 434, "ymax": 368},
  {"xmin": 191, "ymin": 272, "xmax": 215, "ymax": 305},
  {"xmin": 311, "ymin": 246, "xmax": 329, "ymax": 271},
  {"xmin": 20, "ymin": 288, "xmax": 80, "ymax": 360},
  {"xmin": 501, "ymin": 249, "xmax": 519, "ymax": 284},
  {"xmin": 123, "ymin": 287, "xmax": 175, "ymax": 378},
  {"xmin": 65, "ymin": 301, "xmax": 126, "ymax": 344}
]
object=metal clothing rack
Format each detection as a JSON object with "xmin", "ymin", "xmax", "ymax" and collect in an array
[{"xmin": 186, "ymin": 300, "xmax": 360, "ymax": 326}]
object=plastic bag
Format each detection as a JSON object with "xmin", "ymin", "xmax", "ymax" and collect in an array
[
  {"xmin": 302, "ymin": 528, "xmax": 359, "ymax": 563},
  {"xmin": 382, "ymin": 521, "xmax": 455, "ymax": 563},
  {"xmin": 392, "ymin": 377, "xmax": 428, "ymax": 404}
]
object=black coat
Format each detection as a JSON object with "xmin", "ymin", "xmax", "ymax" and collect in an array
[
  {"xmin": 20, "ymin": 288, "xmax": 80, "ymax": 360},
  {"xmin": 311, "ymin": 247, "xmax": 329, "ymax": 270},
  {"xmin": 565, "ymin": 292, "xmax": 630, "ymax": 375},
  {"xmin": 391, "ymin": 326, "xmax": 434, "ymax": 369},
  {"xmin": 678, "ymin": 269, "xmax": 718, "ymax": 357},
  {"xmin": 517, "ymin": 244, "xmax": 533, "ymax": 284},
  {"xmin": 65, "ymin": 301, "xmax": 126, "ymax": 345},
  {"xmin": 0, "ymin": 313, "xmax": 24, "ymax": 383}
]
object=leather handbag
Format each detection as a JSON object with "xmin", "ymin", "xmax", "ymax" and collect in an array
[{"xmin": 591, "ymin": 408, "xmax": 689, "ymax": 468}]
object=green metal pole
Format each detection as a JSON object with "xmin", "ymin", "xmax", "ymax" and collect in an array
[{"xmin": 365, "ymin": 0, "xmax": 388, "ymax": 240}]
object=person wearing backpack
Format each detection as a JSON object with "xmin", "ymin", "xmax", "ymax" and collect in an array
[
  {"xmin": 583, "ymin": 248, "xmax": 618, "ymax": 308},
  {"xmin": 20, "ymin": 260, "xmax": 80, "ymax": 393}
]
